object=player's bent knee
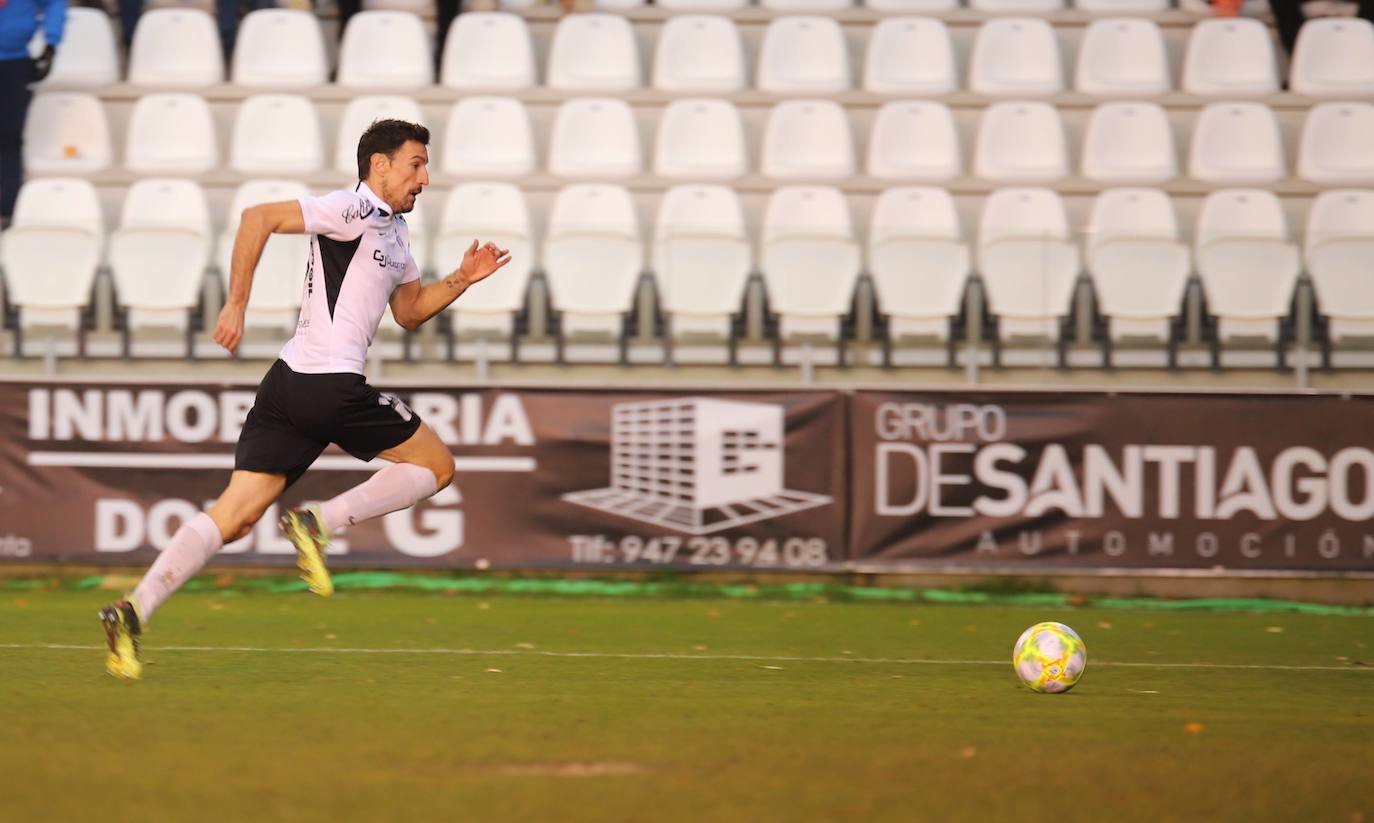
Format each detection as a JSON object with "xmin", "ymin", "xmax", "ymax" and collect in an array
[{"xmin": 431, "ymin": 458, "xmax": 455, "ymax": 491}]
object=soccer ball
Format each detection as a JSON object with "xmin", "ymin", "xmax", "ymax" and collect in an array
[{"xmin": 1013, "ymin": 622, "xmax": 1087, "ymax": 694}]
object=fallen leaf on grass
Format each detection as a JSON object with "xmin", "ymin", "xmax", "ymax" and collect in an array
[
  {"xmin": 959, "ymin": 746, "xmax": 976, "ymax": 759},
  {"xmin": 1265, "ymin": 626, "xmax": 1285, "ymax": 634},
  {"xmin": 485, "ymin": 668, "xmax": 503, "ymax": 673},
  {"xmin": 515, "ymin": 642, "xmax": 536, "ymax": 650},
  {"xmin": 1184, "ymin": 722, "xmax": 1205, "ymax": 735}
]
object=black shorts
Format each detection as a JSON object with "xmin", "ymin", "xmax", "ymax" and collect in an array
[{"xmin": 235, "ymin": 360, "xmax": 423, "ymax": 488}]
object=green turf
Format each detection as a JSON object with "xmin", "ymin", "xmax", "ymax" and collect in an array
[{"xmin": 1, "ymin": 588, "xmax": 1371, "ymax": 822}]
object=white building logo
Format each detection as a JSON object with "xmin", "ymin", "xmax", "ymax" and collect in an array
[{"xmin": 562, "ymin": 398, "xmax": 832, "ymax": 535}]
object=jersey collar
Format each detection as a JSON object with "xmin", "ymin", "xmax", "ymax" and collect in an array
[{"xmin": 354, "ymin": 181, "xmax": 392, "ymax": 218}]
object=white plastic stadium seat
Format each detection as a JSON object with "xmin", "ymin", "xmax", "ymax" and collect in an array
[
  {"xmin": 546, "ymin": 13, "xmax": 641, "ymax": 92},
  {"xmin": 863, "ymin": 18, "xmax": 957, "ymax": 95},
  {"xmin": 865, "ymin": 0, "xmax": 957, "ymax": 10},
  {"xmin": 760, "ymin": 0, "xmax": 852, "ymax": 10},
  {"xmin": 108, "ymin": 179, "xmax": 213, "ymax": 339},
  {"xmin": 1289, "ymin": 19, "xmax": 1374, "ymax": 96},
  {"xmin": 653, "ymin": 185, "xmax": 752, "ymax": 341},
  {"xmin": 437, "ymin": 183, "xmax": 534, "ymax": 340},
  {"xmin": 1085, "ymin": 188, "xmax": 1190, "ymax": 343},
  {"xmin": 974, "ymin": 102, "xmax": 1067, "ymax": 183},
  {"xmin": 1305, "ymin": 189, "xmax": 1374, "ymax": 341},
  {"xmin": 34, "ymin": 7, "xmax": 118, "ymax": 87},
  {"xmin": 0, "ymin": 179, "xmax": 104, "ymax": 343},
  {"xmin": 867, "ymin": 101, "xmax": 961, "ymax": 181},
  {"xmin": 337, "ymin": 11, "xmax": 433, "ymax": 90},
  {"xmin": 217, "ymin": 180, "xmax": 312, "ymax": 334},
  {"xmin": 969, "ymin": 0, "xmax": 1064, "ymax": 12},
  {"xmin": 969, "ymin": 18, "xmax": 1063, "ymax": 96},
  {"xmin": 127, "ymin": 8, "xmax": 224, "ymax": 88},
  {"xmin": 230, "ymin": 95, "xmax": 324, "ymax": 175},
  {"xmin": 1188, "ymin": 102, "xmax": 1285, "ymax": 184},
  {"xmin": 1073, "ymin": 0, "xmax": 1167, "ymax": 11},
  {"xmin": 334, "ymin": 96, "xmax": 426, "ymax": 177},
  {"xmin": 760, "ymin": 186, "xmax": 861, "ymax": 340},
  {"xmin": 756, "ymin": 16, "xmax": 851, "ymax": 94},
  {"xmin": 124, "ymin": 93, "xmax": 219, "ymax": 174},
  {"xmin": 441, "ymin": 97, "xmax": 535, "ymax": 177},
  {"xmin": 231, "ymin": 10, "xmax": 329, "ymax": 89},
  {"xmin": 1182, "ymin": 18, "xmax": 1279, "ymax": 96},
  {"xmin": 1194, "ymin": 189, "xmax": 1301, "ymax": 341},
  {"xmin": 657, "ymin": 0, "xmax": 748, "ymax": 9},
  {"xmin": 548, "ymin": 98, "xmax": 643, "ymax": 179},
  {"xmin": 1074, "ymin": 18, "xmax": 1171, "ymax": 97},
  {"xmin": 652, "ymin": 15, "xmax": 746, "ymax": 93},
  {"xmin": 1081, "ymin": 102, "xmax": 1177, "ymax": 184},
  {"xmin": 868, "ymin": 187, "xmax": 970, "ymax": 342},
  {"xmin": 978, "ymin": 188, "xmax": 1080, "ymax": 341},
  {"xmin": 1298, "ymin": 102, "xmax": 1374, "ymax": 185},
  {"xmin": 543, "ymin": 184, "xmax": 644, "ymax": 338},
  {"xmin": 24, "ymin": 93, "xmax": 112, "ymax": 173},
  {"xmin": 761, "ymin": 100, "xmax": 855, "ymax": 180},
  {"xmin": 440, "ymin": 12, "xmax": 536, "ymax": 91},
  {"xmin": 654, "ymin": 99, "xmax": 748, "ymax": 180}
]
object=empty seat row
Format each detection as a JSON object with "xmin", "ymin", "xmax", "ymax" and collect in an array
[
  {"xmin": 28, "ymin": 91, "xmax": 1374, "ymax": 187},
  {"xmin": 514, "ymin": 0, "xmax": 1193, "ymax": 10},
  {"xmin": 44, "ymin": 8, "xmax": 1374, "ymax": 98}
]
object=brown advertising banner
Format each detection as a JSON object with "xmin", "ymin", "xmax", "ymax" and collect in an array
[
  {"xmin": 849, "ymin": 390, "xmax": 1374, "ymax": 572},
  {"xmin": 0, "ymin": 380, "xmax": 846, "ymax": 571}
]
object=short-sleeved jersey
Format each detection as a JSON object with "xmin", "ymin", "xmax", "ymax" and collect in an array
[{"xmin": 278, "ymin": 182, "xmax": 422, "ymax": 375}]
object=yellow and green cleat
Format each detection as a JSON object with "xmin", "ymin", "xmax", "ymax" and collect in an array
[
  {"xmin": 281, "ymin": 505, "xmax": 334, "ymax": 597},
  {"xmin": 99, "ymin": 600, "xmax": 142, "ymax": 680}
]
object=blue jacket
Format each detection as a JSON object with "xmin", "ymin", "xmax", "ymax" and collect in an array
[{"xmin": 0, "ymin": 0, "xmax": 66, "ymax": 62}]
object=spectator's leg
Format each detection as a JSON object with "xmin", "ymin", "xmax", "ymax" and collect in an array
[
  {"xmin": 118, "ymin": 0, "xmax": 143, "ymax": 49},
  {"xmin": 1268, "ymin": 0, "xmax": 1306, "ymax": 56},
  {"xmin": 336, "ymin": 0, "xmax": 360, "ymax": 42},
  {"xmin": 436, "ymin": 0, "xmax": 460, "ymax": 71},
  {"xmin": 217, "ymin": 0, "xmax": 243, "ymax": 55},
  {"xmin": 0, "ymin": 59, "xmax": 33, "ymax": 223}
]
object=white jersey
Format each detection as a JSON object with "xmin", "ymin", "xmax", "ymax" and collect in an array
[{"xmin": 278, "ymin": 182, "xmax": 421, "ymax": 375}]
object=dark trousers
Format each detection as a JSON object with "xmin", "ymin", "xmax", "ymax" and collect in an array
[
  {"xmin": 0, "ymin": 58, "xmax": 32, "ymax": 221},
  {"xmin": 1270, "ymin": 0, "xmax": 1374, "ymax": 54},
  {"xmin": 117, "ymin": 0, "xmax": 276, "ymax": 53}
]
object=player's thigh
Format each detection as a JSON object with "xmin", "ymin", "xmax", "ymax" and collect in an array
[
  {"xmin": 375, "ymin": 421, "xmax": 454, "ymax": 484},
  {"xmin": 208, "ymin": 470, "xmax": 288, "ymax": 535}
]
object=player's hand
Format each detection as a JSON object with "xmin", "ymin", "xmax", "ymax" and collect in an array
[
  {"xmin": 213, "ymin": 302, "xmax": 246, "ymax": 354},
  {"xmin": 458, "ymin": 239, "xmax": 511, "ymax": 287},
  {"xmin": 30, "ymin": 45, "xmax": 55, "ymax": 82}
]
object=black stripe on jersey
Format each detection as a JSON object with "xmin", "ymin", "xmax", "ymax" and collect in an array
[{"xmin": 318, "ymin": 235, "xmax": 363, "ymax": 319}]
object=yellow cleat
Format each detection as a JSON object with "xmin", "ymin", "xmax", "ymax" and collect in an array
[
  {"xmin": 281, "ymin": 505, "xmax": 334, "ymax": 597},
  {"xmin": 99, "ymin": 601, "xmax": 142, "ymax": 680}
]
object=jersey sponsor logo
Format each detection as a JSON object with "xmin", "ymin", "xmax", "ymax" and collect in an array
[
  {"xmin": 340, "ymin": 199, "xmax": 376, "ymax": 224},
  {"xmin": 373, "ymin": 248, "xmax": 407, "ymax": 272}
]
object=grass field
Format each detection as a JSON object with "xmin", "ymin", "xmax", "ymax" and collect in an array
[{"xmin": 1, "ymin": 586, "xmax": 1371, "ymax": 822}]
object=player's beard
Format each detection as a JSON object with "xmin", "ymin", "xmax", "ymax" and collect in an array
[{"xmin": 382, "ymin": 181, "xmax": 421, "ymax": 214}]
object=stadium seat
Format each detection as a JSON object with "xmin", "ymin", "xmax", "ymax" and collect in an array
[
  {"xmin": 1298, "ymin": 102, "xmax": 1374, "ymax": 185},
  {"xmin": 543, "ymin": 184, "xmax": 644, "ymax": 353},
  {"xmin": 334, "ymin": 96, "xmax": 426, "ymax": 176},
  {"xmin": 34, "ymin": 7, "xmax": 118, "ymax": 87},
  {"xmin": 760, "ymin": 186, "xmax": 861, "ymax": 352},
  {"xmin": 124, "ymin": 93, "xmax": 219, "ymax": 174},
  {"xmin": 1189, "ymin": 102, "xmax": 1285, "ymax": 184},
  {"xmin": 231, "ymin": 10, "xmax": 330, "ymax": 89},
  {"xmin": 230, "ymin": 95, "xmax": 324, "ymax": 175},
  {"xmin": 867, "ymin": 101, "xmax": 961, "ymax": 181},
  {"xmin": 1073, "ymin": 0, "xmax": 1168, "ymax": 11},
  {"xmin": 657, "ymin": 0, "xmax": 749, "ymax": 9},
  {"xmin": 862, "ymin": 17, "xmax": 957, "ymax": 95},
  {"xmin": 548, "ymin": 98, "xmax": 643, "ymax": 179},
  {"xmin": 1194, "ymin": 189, "xmax": 1301, "ymax": 347},
  {"xmin": 546, "ymin": 13, "xmax": 641, "ymax": 91},
  {"xmin": 654, "ymin": 98, "xmax": 748, "ymax": 180},
  {"xmin": 1289, "ymin": 19, "xmax": 1374, "ymax": 96},
  {"xmin": 436, "ymin": 183, "xmax": 535, "ymax": 357},
  {"xmin": 761, "ymin": 100, "xmax": 855, "ymax": 180},
  {"xmin": 1305, "ymin": 189, "xmax": 1374, "ymax": 345},
  {"xmin": 1081, "ymin": 102, "xmax": 1177, "ymax": 184},
  {"xmin": 441, "ymin": 97, "xmax": 536, "ymax": 177},
  {"xmin": 216, "ymin": 179, "xmax": 312, "ymax": 335},
  {"xmin": 969, "ymin": 18, "xmax": 1063, "ymax": 96},
  {"xmin": 865, "ymin": 0, "xmax": 957, "ymax": 10},
  {"xmin": 1074, "ymin": 18, "xmax": 1171, "ymax": 97},
  {"xmin": 0, "ymin": 178, "xmax": 103, "ymax": 355},
  {"xmin": 1182, "ymin": 18, "xmax": 1279, "ymax": 96},
  {"xmin": 23, "ymin": 93, "xmax": 112, "ymax": 173},
  {"xmin": 760, "ymin": 0, "xmax": 852, "ymax": 10},
  {"xmin": 127, "ymin": 8, "xmax": 223, "ymax": 88},
  {"xmin": 978, "ymin": 188, "xmax": 1080, "ymax": 357},
  {"xmin": 1084, "ymin": 188, "xmax": 1190, "ymax": 363},
  {"xmin": 756, "ymin": 16, "xmax": 851, "ymax": 94},
  {"xmin": 440, "ymin": 12, "xmax": 537, "ymax": 91},
  {"xmin": 652, "ymin": 15, "xmax": 746, "ymax": 93},
  {"xmin": 108, "ymin": 179, "xmax": 213, "ymax": 355},
  {"xmin": 337, "ymin": 11, "xmax": 433, "ymax": 90},
  {"xmin": 974, "ymin": 102, "xmax": 1067, "ymax": 183},
  {"xmin": 969, "ymin": 0, "xmax": 1064, "ymax": 12},
  {"xmin": 868, "ymin": 187, "xmax": 971, "ymax": 364},
  {"xmin": 653, "ymin": 185, "xmax": 752, "ymax": 358}
]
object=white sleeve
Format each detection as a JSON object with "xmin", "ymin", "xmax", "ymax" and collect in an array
[{"xmin": 297, "ymin": 190, "xmax": 370, "ymax": 241}]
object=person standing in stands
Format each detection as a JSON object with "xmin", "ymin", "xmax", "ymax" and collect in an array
[{"xmin": 0, "ymin": 0, "xmax": 63, "ymax": 228}]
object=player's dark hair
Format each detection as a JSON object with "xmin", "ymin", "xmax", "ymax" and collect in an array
[{"xmin": 356, "ymin": 119, "xmax": 430, "ymax": 180}]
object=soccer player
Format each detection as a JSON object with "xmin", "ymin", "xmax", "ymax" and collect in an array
[{"xmin": 99, "ymin": 120, "xmax": 510, "ymax": 679}]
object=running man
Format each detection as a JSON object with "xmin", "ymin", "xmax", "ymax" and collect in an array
[{"xmin": 99, "ymin": 119, "xmax": 510, "ymax": 679}]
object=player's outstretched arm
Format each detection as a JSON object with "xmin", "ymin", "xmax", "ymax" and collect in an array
[
  {"xmin": 391, "ymin": 239, "xmax": 511, "ymax": 332},
  {"xmin": 213, "ymin": 201, "xmax": 307, "ymax": 354}
]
